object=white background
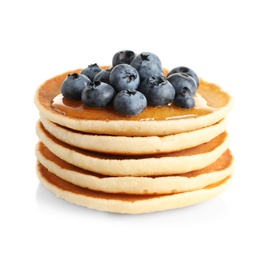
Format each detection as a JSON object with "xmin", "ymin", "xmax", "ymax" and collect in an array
[{"xmin": 1, "ymin": 0, "xmax": 270, "ymax": 259}]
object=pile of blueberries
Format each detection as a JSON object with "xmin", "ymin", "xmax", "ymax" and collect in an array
[{"xmin": 61, "ymin": 50, "xmax": 200, "ymax": 116}]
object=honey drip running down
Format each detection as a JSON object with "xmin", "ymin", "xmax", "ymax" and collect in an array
[{"xmin": 51, "ymin": 93, "xmax": 216, "ymax": 121}]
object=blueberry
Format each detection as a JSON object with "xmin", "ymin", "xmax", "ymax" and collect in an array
[
  {"xmin": 167, "ymin": 72, "xmax": 197, "ymax": 96},
  {"xmin": 80, "ymin": 63, "xmax": 102, "ymax": 81},
  {"xmin": 174, "ymin": 89, "xmax": 195, "ymax": 109},
  {"xmin": 138, "ymin": 76, "xmax": 175, "ymax": 106},
  {"xmin": 93, "ymin": 68, "xmax": 112, "ymax": 84},
  {"xmin": 61, "ymin": 73, "xmax": 91, "ymax": 100},
  {"xmin": 81, "ymin": 81, "xmax": 115, "ymax": 108},
  {"xmin": 130, "ymin": 52, "xmax": 163, "ymax": 81},
  {"xmin": 112, "ymin": 50, "xmax": 135, "ymax": 66},
  {"xmin": 130, "ymin": 52, "xmax": 162, "ymax": 68},
  {"xmin": 109, "ymin": 64, "xmax": 140, "ymax": 92},
  {"xmin": 113, "ymin": 89, "xmax": 147, "ymax": 116},
  {"xmin": 167, "ymin": 66, "xmax": 200, "ymax": 87}
]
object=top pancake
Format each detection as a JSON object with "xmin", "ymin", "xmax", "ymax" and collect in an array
[{"xmin": 34, "ymin": 68, "xmax": 233, "ymax": 136}]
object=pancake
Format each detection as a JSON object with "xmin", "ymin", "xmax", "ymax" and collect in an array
[
  {"xmin": 40, "ymin": 115, "xmax": 228, "ymax": 155},
  {"xmin": 36, "ymin": 141, "xmax": 234, "ymax": 195},
  {"xmin": 36, "ymin": 120, "xmax": 230, "ymax": 177},
  {"xmin": 34, "ymin": 59, "xmax": 234, "ymax": 213},
  {"xmin": 34, "ymin": 69, "xmax": 233, "ymax": 136},
  {"xmin": 37, "ymin": 162, "xmax": 233, "ymax": 214}
]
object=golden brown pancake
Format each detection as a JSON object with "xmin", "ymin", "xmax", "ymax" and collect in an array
[
  {"xmin": 34, "ymin": 69, "xmax": 233, "ymax": 136},
  {"xmin": 36, "ymin": 120, "xmax": 230, "ymax": 177},
  {"xmin": 36, "ymin": 141, "xmax": 234, "ymax": 195},
  {"xmin": 36, "ymin": 162, "xmax": 233, "ymax": 214},
  {"xmin": 34, "ymin": 65, "xmax": 234, "ymax": 213},
  {"xmin": 40, "ymin": 115, "xmax": 228, "ymax": 155}
]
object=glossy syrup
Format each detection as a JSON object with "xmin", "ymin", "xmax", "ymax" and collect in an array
[{"xmin": 51, "ymin": 93, "xmax": 216, "ymax": 121}]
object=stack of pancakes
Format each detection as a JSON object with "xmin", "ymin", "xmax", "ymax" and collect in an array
[{"xmin": 34, "ymin": 68, "xmax": 234, "ymax": 214}]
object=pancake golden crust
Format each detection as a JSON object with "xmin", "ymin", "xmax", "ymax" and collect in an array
[
  {"xmin": 34, "ymin": 69, "xmax": 233, "ymax": 136},
  {"xmin": 36, "ymin": 141, "xmax": 234, "ymax": 195},
  {"xmin": 36, "ymin": 162, "xmax": 233, "ymax": 214},
  {"xmin": 36, "ymin": 121, "xmax": 230, "ymax": 177},
  {"xmin": 39, "ymin": 116, "xmax": 228, "ymax": 155}
]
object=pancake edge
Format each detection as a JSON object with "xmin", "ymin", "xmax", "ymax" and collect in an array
[
  {"xmin": 36, "ymin": 142, "xmax": 234, "ymax": 194},
  {"xmin": 36, "ymin": 164, "xmax": 233, "ymax": 214},
  {"xmin": 36, "ymin": 122, "xmax": 231, "ymax": 176}
]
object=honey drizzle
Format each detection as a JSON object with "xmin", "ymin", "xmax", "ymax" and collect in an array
[{"xmin": 51, "ymin": 93, "xmax": 216, "ymax": 121}]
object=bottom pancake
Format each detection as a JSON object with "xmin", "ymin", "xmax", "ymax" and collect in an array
[
  {"xmin": 36, "ymin": 141, "xmax": 234, "ymax": 195},
  {"xmin": 36, "ymin": 162, "xmax": 233, "ymax": 214}
]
